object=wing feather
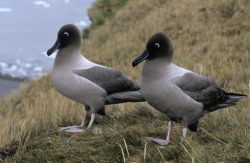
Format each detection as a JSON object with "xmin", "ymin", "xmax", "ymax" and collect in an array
[
  {"xmin": 73, "ymin": 66, "xmax": 140, "ymax": 95},
  {"xmin": 175, "ymin": 73, "xmax": 227, "ymax": 109}
]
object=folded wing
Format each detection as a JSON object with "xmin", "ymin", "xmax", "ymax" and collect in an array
[
  {"xmin": 73, "ymin": 66, "xmax": 141, "ymax": 95},
  {"xmin": 175, "ymin": 73, "xmax": 245, "ymax": 112}
]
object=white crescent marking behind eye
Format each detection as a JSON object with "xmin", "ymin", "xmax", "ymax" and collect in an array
[
  {"xmin": 155, "ymin": 43, "xmax": 160, "ymax": 48},
  {"xmin": 64, "ymin": 32, "xmax": 69, "ymax": 36}
]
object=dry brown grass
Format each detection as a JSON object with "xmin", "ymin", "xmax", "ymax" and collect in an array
[{"xmin": 0, "ymin": 0, "xmax": 249, "ymax": 162}]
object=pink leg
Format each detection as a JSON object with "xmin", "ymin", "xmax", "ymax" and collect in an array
[
  {"xmin": 145, "ymin": 121, "xmax": 173, "ymax": 146},
  {"xmin": 80, "ymin": 110, "xmax": 88, "ymax": 127},
  {"xmin": 165, "ymin": 121, "xmax": 172, "ymax": 142},
  {"xmin": 183, "ymin": 128, "xmax": 187, "ymax": 138},
  {"xmin": 59, "ymin": 109, "xmax": 89, "ymax": 133},
  {"xmin": 87, "ymin": 113, "xmax": 96, "ymax": 129}
]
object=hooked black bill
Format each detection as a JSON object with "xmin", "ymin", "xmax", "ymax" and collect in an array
[
  {"xmin": 132, "ymin": 49, "xmax": 149, "ymax": 67},
  {"xmin": 47, "ymin": 40, "xmax": 61, "ymax": 56}
]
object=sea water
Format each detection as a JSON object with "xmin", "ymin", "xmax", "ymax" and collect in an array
[{"xmin": 0, "ymin": 0, "xmax": 95, "ymax": 96}]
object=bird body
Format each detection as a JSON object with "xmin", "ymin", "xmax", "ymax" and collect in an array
[
  {"xmin": 141, "ymin": 61, "xmax": 203, "ymax": 130},
  {"xmin": 51, "ymin": 49, "xmax": 107, "ymax": 114},
  {"xmin": 47, "ymin": 24, "xmax": 144, "ymax": 132},
  {"xmin": 132, "ymin": 32, "xmax": 246, "ymax": 145}
]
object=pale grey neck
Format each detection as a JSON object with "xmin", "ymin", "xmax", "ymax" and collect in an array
[
  {"xmin": 54, "ymin": 48, "xmax": 82, "ymax": 68},
  {"xmin": 142, "ymin": 58, "xmax": 171, "ymax": 79}
]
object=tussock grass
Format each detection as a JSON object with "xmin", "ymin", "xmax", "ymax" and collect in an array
[
  {"xmin": 0, "ymin": 0, "xmax": 249, "ymax": 162},
  {"xmin": 83, "ymin": 0, "xmax": 130, "ymax": 38}
]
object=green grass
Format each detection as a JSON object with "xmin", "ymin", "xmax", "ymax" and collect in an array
[
  {"xmin": 83, "ymin": 0, "xmax": 130, "ymax": 38},
  {"xmin": 0, "ymin": 0, "xmax": 249, "ymax": 162}
]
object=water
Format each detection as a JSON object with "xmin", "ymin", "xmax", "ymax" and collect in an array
[
  {"xmin": 0, "ymin": 0, "xmax": 95, "ymax": 97},
  {"xmin": 0, "ymin": 0, "xmax": 95, "ymax": 79}
]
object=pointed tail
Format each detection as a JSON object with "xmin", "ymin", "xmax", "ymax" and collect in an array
[
  {"xmin": 225, "ymin": 92, "xmax": 247, "ymax": 102},
  {"xmin": 208, "ymin": 91, "xmax": 247, "ymax": 112}
]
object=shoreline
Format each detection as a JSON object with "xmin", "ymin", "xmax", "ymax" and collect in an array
[{"xmin": 0, "ymin": 77, "xmax": 24, "ymax": 98}]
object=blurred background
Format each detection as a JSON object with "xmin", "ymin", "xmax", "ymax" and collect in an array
[{"xmin": 0, "ymin": 0, "xmax": 95, "ymax": 97}]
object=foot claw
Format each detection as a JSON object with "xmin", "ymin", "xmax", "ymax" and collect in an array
[
  {"xmin": 59, "ymin": 126, "xmax": 84, "ymax": 133},
  {"xmin": 145, "ymin": 137, "xmax": 170, "ymax": 146}
]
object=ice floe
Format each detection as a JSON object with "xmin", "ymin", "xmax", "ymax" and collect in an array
[
  {"xmin": 75, "ymin": 20, "xmax": 87, "ymax": 27},
  {"xmin": 0, "ymin": 59, "xmax": 45, "ymax": 80},
  {"xmin": 0, "ymin": 8, "xmax": 12, "ymax": 13},
  {"xmin": 33, "ymin": 1, "xmax": 51, "ymax": 8}
]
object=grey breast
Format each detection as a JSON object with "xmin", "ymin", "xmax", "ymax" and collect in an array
[
  {"xmin": 175, "ymin": 73, "xmax": 227, "ymax": 110},
  {"xmin": 73, "ymin": 66, "xmax": 140, "ymax": 95}
]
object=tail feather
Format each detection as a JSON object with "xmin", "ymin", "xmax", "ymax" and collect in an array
[
  {"xmin": 226, "ymin": 92, "xmax": 247, "ymax": 100},
  {"xmin": 207, "ymin": 91, "xmax": 246, "ymax": 113},
  {"xmin": 105, "ymin": 90, "xmax": 145, "ymax": 105}
]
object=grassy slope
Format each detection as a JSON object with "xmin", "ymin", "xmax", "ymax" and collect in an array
[{"xmin": 0, "ymin": 0, "xmax": 249, "ymax": 162}]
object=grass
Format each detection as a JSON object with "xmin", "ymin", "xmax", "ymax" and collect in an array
[
  {"xmin": 0, "ymin": 0, "xmax": 249, "ymax": 162},
  {"xmin": 83, "ymin": 0, "xmax": 130, "ymax": 38}
]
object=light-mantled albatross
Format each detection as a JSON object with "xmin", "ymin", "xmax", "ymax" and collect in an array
[
  {"xmin": 132, "ymin": 32, "xmax": 246, "ymax": 145},
  {"xmin": 47, "ymin": 24, "xmax": 145, "ymax": 133}
]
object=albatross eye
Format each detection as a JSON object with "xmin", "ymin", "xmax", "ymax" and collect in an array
[
  {"xmin": 155, "ymin": 43, "xmax": 160, "ymax": 48},
  {"xmin": 64, "ymin": 32, "xmax": 69, "ymax": 37}
]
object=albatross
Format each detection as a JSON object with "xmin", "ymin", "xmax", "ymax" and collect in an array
[
  {"xmin": 132, "ymin": 32, "xmax": 246, "ymax": 145},
  {"xmin": 47, "ymin": 24, "xmax": 144, "ymax": 132}
]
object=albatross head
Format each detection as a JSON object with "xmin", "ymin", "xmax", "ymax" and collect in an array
[
  {"xmin": 47, "ymin": 24, "xmax": 82, "ymax": 56},
  {"xmin": 132, "ymin": 32, "xmax": 174, "ymax": 67}
]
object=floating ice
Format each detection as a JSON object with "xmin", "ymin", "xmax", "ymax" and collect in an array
[
  {"xmin": 33, "ymin": 1, "xmax": 51, "ymax": 8},
  {"xmin": 25, "ymin": 63, "xmax": 32, "ymax": 68},
  {"xmin": 0, "ymin": 59, "xmax": 44, "ymax": 80},
  {"xmin": 33, "ymin": 67, "xmax": 42, "ymax": 72},
  {"xmin": 0, "ymin": 61, "xmax": 8, "ymax": 68},
  {"xmin": 75, "ymin": 20, "xmax": 87, "ymax": 27},
  {"xmin": 0, "ymin": 8, "xmax": 12, "ymax": 13},
  {"xmin": 9, "ymin": 65, "xmax": 17, "ymax": 71}
]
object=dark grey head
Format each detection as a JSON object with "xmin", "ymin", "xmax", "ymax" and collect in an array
[
  {"xmin": 47, "ymin": 24, "xmax": 82, "ymax": 56},
  {"xmin": 132, "ymin": 32, "xmax": 174, "ymax": 67}
]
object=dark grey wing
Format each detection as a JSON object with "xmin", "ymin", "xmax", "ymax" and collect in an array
[
  {"xmin": 175, "ymin": 73, "xmax": 227, "ymax": 111},
  {"xmin": 73, "ymin": 66, "xmax": 140, "ymax": 95}
]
